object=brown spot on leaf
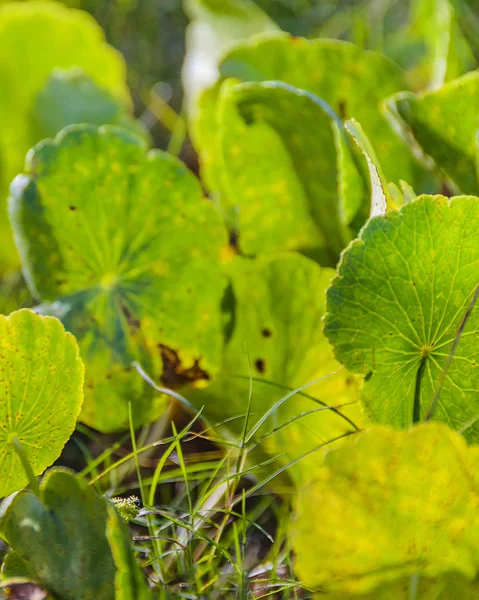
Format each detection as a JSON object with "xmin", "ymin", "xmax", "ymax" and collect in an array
[
  {"xmin": 159, "ymin": 344, "xmax": 209, "ymax": 388},
  {"xmin": 255, "ymin": 359, "xmax": 266, "ymax": 374},
  {"xmin": 261, "ymin": 328, "xmax": 272, "ymax": 338},
  {"xmin": 119, "ymin": 301, "xmax": 140, "ymax": 333}
]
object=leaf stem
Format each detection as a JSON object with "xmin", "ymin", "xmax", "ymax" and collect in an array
[
  {"xmin": 413, "ymin": 356, "xmax": 427, "ymax": 423},
  {"xmin": 409, "ymin": 573, "xmax": 419, "ymax": 600},
  {"xmin": 10, "ymin": 437, "xmax": 40, "ymax": 497}
]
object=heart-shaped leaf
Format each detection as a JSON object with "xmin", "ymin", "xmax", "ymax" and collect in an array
[
  {"xmin": 324, "ymin": 195, "xmax": 479, "ymax": 439},
  {"xmin": 188, "ymin": 253, "xmax": 361, "ymax": 486},
  {"xmin": 292, "ymin": 423, "xmax": 479, "ymax": 598},
  {"xmin": 10, "ymin": 125, "xmax": 228, "ymax": 432},
  {"xmin": 2, "ymin": 469, "xmax": 122, "ymax": 599},
  {"xmin": 0, "ymin": 0, "xmax": 130, "ymax": 271},
  {"xmin": 0, "ymin": 309, "xmax": 83, "ymax": 497}
]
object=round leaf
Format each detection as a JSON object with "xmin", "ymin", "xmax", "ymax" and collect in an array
[
  {"xmin": 0, "ymin": 0, "xmax": 130, "ymax": 270},
  {"xmin": 0, "ymin": 309, "xmax": 84, "ymax": 497},
  {"xmin": 292, "ymin": 423, "xmax": 479, "ymax": 597},
  {"xmin": 188, "ymin": 253, "xmax": 361, "ymax": 486},
  {"xmin": 10, "ymin": 125, "xmax": 228, "ymax": 432},
  {"xmin": 324, "ymin": 195, "xmax": 479, "ymax": 438},
  {"xmin": 390, "ymin": 72, "xmax": 479, "ymax": 195},
  {"xmin": 212, "ymin": 81, "xmax": 363, "ymax": 264},
  {"xmin": 2, "ymin": 468, "xmax": 116, "ymax": 599},
  {"xmin": 219, "ymin": 33, "xmax": 417, "ymax": 187},
  {"xmin": 182, "ymin": 0, "xmax": 278, "ymax": 111}
]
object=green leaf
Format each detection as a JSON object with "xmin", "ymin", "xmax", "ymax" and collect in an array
[
  {"xmin": 218, "ymin": 33, "xmax": 417, "ymax": 187},
  {"xmin": 31, "ymin": 67, "xmax": 149, "ymax": 143},
  {"xmin": 106, "ymin": 503, "xmax": 152, "ymax": 600},
  {"xmin": 0, "ymin": 0, "xmax": 130, "ymax": 271},
  {"xmin": 324, "ymin": 195, "xmax": 479, "ymax": 439},
  {"xmin": 182, "ymin": 0, "xmax": 279, "ymax": 113},
  {"xmin": 315, "ymin": 575, "xmax": 479, "ymax": 600},
  {"xmin": 345, "ymin": 118, "xmax": 389, "ymax": 217},
  {"xmin": 10, "ymin": 125, "xmax": 228, "ymax": 433},
  {"xmin": 187, "ymin": 253, "xmax": 361, "ymax": 486},
  {"xmin": 409, "ymin": 0, "xmax": 475, "ymax": 88},
  {"xmin": 211, "ymin": 80, "xmax": 365, "ymax": 264},
  {"xmin": 1, "ymin": 550, "xmax": 35, "ymax": 581},
  {"xmin": 333, "ymin": 120, "xmax": 368, "ymax": 231},
  {"xmin": 2, "ymin": 468, "xmax": 117, "ymax": 600},
  {"xmin": 390, "ymin": 72, "xmax": 479, "ymax": 194},
  {"xmin": 292, "ymin": 423, "xmax": 479, "ymax": 598},
  {"xmin": 0, "ymin": 309, "xmax": 83, "ymax": 497}
]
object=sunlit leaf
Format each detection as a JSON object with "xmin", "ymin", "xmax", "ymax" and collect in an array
[
  {"xmin": 390, "ymin": 72, "xmax": 479, "ymax": 194},
  {"xmin": 195, "ymin": 79, "xmax": 367, "ymax": 265},
  {"xmin": 345, "ymin": 118, "xmax": 389, "ymax": 217},
  {"xmin": 292, "ymin": 423, "xmax": 479, "ymax": 598},
  {"xmin": 0, "ymin": 309, "xmax": 83, "ymax": 498},
  {"xmin": 10, "ymin": 125, "xmax": 228, "ymax": 432},
  {"xmin": 188, "ymin": 253, "xmax": 361, "ymax": 486},
  {"xmin": 182, "ymin": 0, "xmax": 278, "ymax": 113},
  {"xmin": 324, "ymin": 195, "xmax": 479, "ymax": 439},
  {"xmin": 0, "ymin": 0, "xmax": 131, "ymax": 271},
  {"xmin": 218, "ymin": 33, "xmax": 418, "ymax": 187},
  {"xmin": 409, "ymin": 0, "xmax": 475, "ymax": 88}
]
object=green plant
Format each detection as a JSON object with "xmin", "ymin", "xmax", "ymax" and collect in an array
[
  {"xmin": 292, "ymin": 423, "xmax": 479, "ymax": 598},
  {"xmin": 0, "ymin": 0, "xmax": 132, "ymax": 273},
  {"xmin": 3, "ymin": 0, "xmax": 479, "ymax": 598},
  {"xmin": 10, "ymin": 123, "xmax": 228, "ymax": 433},
  {"xmin": 0, "ymin": 309, "xmax": 83, "ymax": 497}
]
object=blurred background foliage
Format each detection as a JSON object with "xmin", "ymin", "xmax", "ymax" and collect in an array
[{"xmin": 4, "ymin": 0, "xmax": 477, "ymax": 149}]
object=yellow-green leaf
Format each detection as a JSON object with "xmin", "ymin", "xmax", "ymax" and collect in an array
[
  {"xmin": 182, "ymin": 0, "xmax": 278, "ymax": 113},
  {"xmin": 0, "ymin": 0, "xmax": 130, "ymax": 271},
  {"xmin": 219, "ymin": 33, "xmax": 416, "ymax": 187},
  {"xmin": 10, "ymin": 125, "xmax": 228, "ymax": 433},
  {"xmin": 390, "ymin": 72, "xmax": 479, "ymax": 195},
  {"xmin": 324, "ymin": 195, "xmax": 479, "ymax": 439},
  {"xmin": 292, "ymin": 423, "xmax": 479, "ymax": 598},
  {"xmin": 188, "ymin": 253, "xmax": 361, "ymax": 487},
  {"xmin": 0, "ymin": 309, "xmax": 83, "ymax": 498}
]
